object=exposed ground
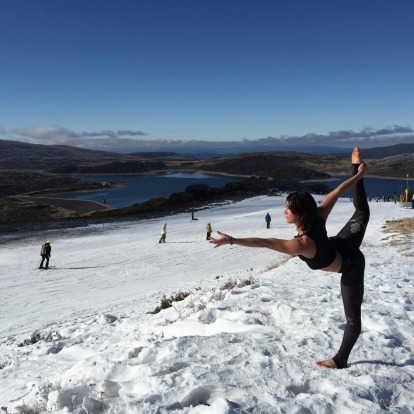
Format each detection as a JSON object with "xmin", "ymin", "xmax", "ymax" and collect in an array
[
  {"xmin": 383, "ymin": 216, "xmax": 414, "ymax": 235},
  {"xmin": 16, "ymin": 196, "xmax": 111, "ymax": 215},
  {"xmin": 382, "ymin": 214, "xmax": 414, "ymax": 255}
]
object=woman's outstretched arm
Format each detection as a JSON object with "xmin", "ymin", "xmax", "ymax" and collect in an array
[
  {"xmin": 209, "ymin": 231, "xmax": 316, "ymax": 257},
  {"xmin": 318, "ymin": 163, "xmax": 367, "ymax": 221}
]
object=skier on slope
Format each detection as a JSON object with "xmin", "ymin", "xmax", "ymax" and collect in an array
[
  {"xmin": 159, "ymin": 223, "xmax": 167, "ymax": 243},
  {"xmin": 39, "ymin": 240, "xmax": 52, "ymax": 270},
  {"xmin": 265, "ymin": 212, "xmax": 271, "ymax": 228}
]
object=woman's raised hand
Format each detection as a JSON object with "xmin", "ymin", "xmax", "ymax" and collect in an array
[
  {"xmin": 209, "ymin": 231, "xmax": 231, "ymax": 248},
  {"xmin": 358, "ymin": 162, "xmax": 367, "ymax": 175}
]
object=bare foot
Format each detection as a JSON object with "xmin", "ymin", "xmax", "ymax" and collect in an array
[
  {"xmin": 352, "ymin": 147, "xmax": 362, "ymax": 164},
  {"xmin": 316, "ymin": 358, "xmax": 338, "ymax": 369}
]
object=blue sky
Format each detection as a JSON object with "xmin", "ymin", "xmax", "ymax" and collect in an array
[{"xmin": 1, "ymin": 0, "xmax": 413, "ymax": 152}]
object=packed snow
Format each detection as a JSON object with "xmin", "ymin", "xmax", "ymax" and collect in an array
[{"xmin": 1, "ymin": 195, "xmax": 413, "ymax": 413}]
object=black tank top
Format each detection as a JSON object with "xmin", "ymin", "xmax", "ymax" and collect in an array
[{"xmin": 296, "ymin": 217, "xmax": 337, "ymax": 270}]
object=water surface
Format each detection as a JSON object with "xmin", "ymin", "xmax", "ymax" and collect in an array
[
  {"xmin": 53, "ymin": 173, "xmax": 411, "ymax": 208},
  {"xmin": 313, "ymin": 176, "xmax": 410, "ymax": 198},
  {"xmin": 53, "ymin": 172, "xmax": 244, "ymax": 208}
]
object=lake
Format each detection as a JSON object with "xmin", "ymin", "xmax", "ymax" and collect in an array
[
  {"xmin": 52, "ymin": 172, "xmax": 411, "ymax": 208},
  {"xmin": 52, "ymin": 172, "xmax": 245, "ymax": 208},
  {"xmin": 309, "ymin": 176, "xmax": 410, "ymax": 199}
]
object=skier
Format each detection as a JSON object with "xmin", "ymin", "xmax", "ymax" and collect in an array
[
  {"xmin": 265, "ymin": 212, "xmax": 271, "ymax": 228},
  {"xmin": 159, "ymin": 223, "xmax": 167, "ymax": 243},
  {"xmin": 39, "ymin": 240, "xmax": 52, "ymax": 269},
  {"xmin": 210, "ymin": 148, "xmax": 369, "ymax": 369},
  {"xmin": 206, "ymin": 223, "xmax": 212, "ymax": 240}
]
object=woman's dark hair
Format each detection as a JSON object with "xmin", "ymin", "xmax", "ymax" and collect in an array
[{"xmin": 286, "ymin": 191, "xmax": 317, "ymax": 232}]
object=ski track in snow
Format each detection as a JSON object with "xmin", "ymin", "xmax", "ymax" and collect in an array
[{"xmin": 1, "ymin": 195, "xmax": 413, "ymax": 413}]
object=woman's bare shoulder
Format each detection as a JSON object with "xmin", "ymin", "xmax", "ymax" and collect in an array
[{"xmin": 292, "ymin": 234, "xmax": 316, "ymax": 258}]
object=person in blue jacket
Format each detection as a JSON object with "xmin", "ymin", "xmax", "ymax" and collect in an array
[{"xmin": 265, "ymin": 212, "xmax": 271, "ymax": 228}]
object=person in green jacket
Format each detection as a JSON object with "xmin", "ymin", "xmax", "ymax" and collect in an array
[
  {"xmin": 39, "ymin": 240, "xmax": 52, "ymax": 269},
  {"xmin": 206, "ymin": 223, "xmax": 212, "ymax": 240}
]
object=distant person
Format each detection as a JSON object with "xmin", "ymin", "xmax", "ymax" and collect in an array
[
  {"xmin": 211, "ymin": 148, "xmax": 369, "ymax": 369},
  {"xmin": 265, "ymin": 212, "xmax": 271, "ymax": 228},
  {"xmin": 206, "ymin": 223, "xmax": 212, "ymax": 240},
  {"xmin": 39, "ymin": 240, "xmax": 52, "ymax": 269},
  {"xmin": 159, "ymin": 223, "xmax": 167, "ymax": 243}
]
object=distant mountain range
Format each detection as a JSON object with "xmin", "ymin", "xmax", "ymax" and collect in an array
[
  {"xmin": 1, "ymin": 138, "xmax": 414, "ymax": 178},
  {"xmin": 185, "ymin": 142, "xmax": 414, "ymax": 160},
  {"xmin": 356, "ymin": 143, "xmax": 414, "ymax": 159},
  {"xmin": 0, "ymin": 139, "xmax": 123, "ymax": 159},
  {"xmin": 1, "ymin": 139, "xmax": 413, "ymax": 231}
]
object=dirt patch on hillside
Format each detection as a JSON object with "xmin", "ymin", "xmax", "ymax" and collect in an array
[
  {"xmin": 0, "ymin": 197, "xmax": 108, "ymax": 236},
  {"xmin": 17, "ymin": 196, "xmax": 111, "ymax": 215},
  {"xmin": 383, "ymin": 217, "xmax": 414, "ymax": 235},
  {"xmin": 382, "ymin": 216, "xmax": 414, "ymax": 255}
]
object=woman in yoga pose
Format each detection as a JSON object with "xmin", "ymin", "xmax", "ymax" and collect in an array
[{"xmin": 210, "ymin": 147, "xmax": 369, "ymax": 368}]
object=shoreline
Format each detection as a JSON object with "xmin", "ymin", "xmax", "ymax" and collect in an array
[
  {"xmin": 2, "ymin": 174, "xmax": 411, "ymax": 243},
  {"xmin": 15, "ymin": 195, "xmax": 113, "ymax": 215},
  {"xmin": 303, "ymin": 173, "xmax": 413, "ymax": 183}
]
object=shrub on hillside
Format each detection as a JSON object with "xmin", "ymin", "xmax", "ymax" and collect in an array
[
  {"xmin": 169, "ymin": 191, "xmax": 195, "ymax": 205},
  {"xmin": 152, "ymin": 291, "xmax": 191, "ymax": 314}
]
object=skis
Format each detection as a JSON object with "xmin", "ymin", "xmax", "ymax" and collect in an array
[{"xmin": 37, "ymin": 265, "xmax": 55, "ymax": 271}]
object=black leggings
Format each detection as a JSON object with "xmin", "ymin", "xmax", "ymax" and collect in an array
[
  {"xmin": 330, "ymin": 164, "xmax": 370, "ymax": 368},
  {"xmin": 40, "ymin": 254, "xmax": 50, "ymax": 269}
]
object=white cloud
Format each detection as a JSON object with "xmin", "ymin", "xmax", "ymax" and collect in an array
[{"xmin": 4, "ymin": 124, "xmax": 414, "ymax": 153}]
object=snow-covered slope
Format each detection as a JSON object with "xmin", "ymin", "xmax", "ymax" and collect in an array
[{"xmin": 1, "ymin": 195, "xmax": 413, "ymax": 413}]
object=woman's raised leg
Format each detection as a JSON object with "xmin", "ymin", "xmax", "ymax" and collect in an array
[{"xmin": 334, "ymin": 148, "xmax": 370, "ymax": 248}]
